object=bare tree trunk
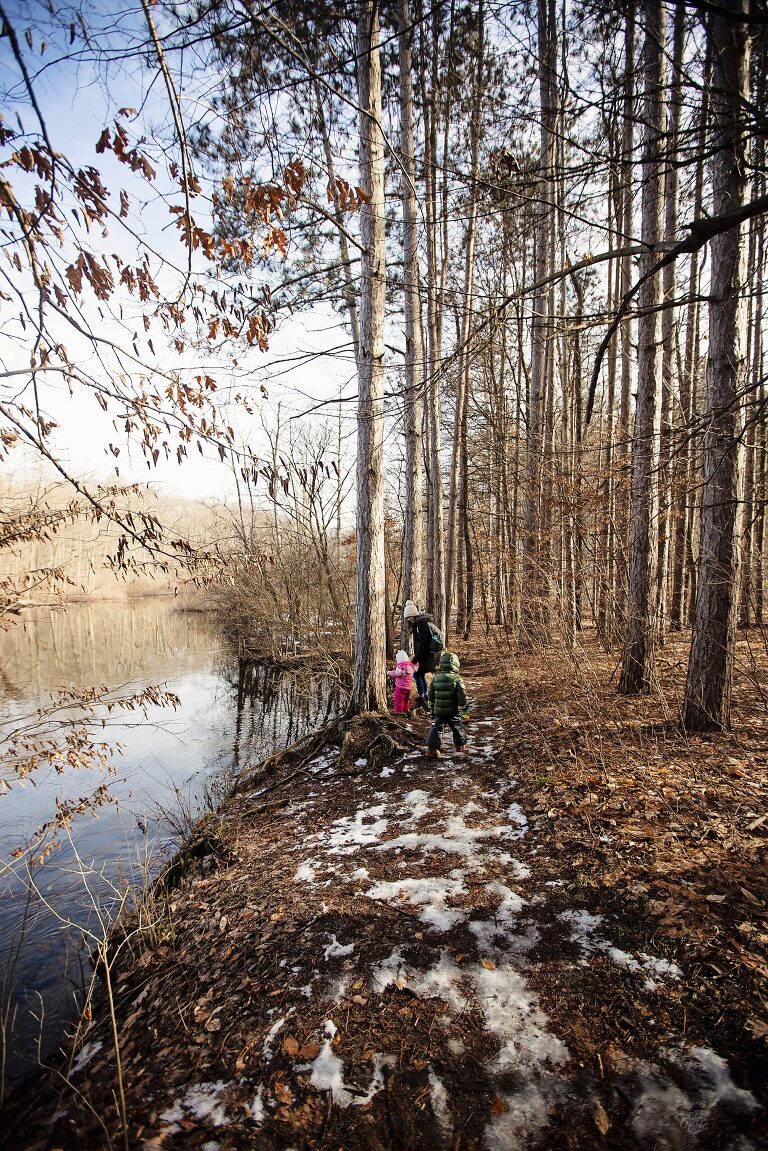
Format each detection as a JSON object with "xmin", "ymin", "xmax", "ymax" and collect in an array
[
  {"xmin": 348, "ymin": 0, "xmax": 387, "ymax": 715},
  {"xmin": 615, "ymin": 0, "xmax": 636, "ymax": 628},
  {"xmin": 619, "ymin": 0, "xmax": 665, "ymax": 695},
  {"xmin": 446, "ymin": 0, "xmax": 484, "ymax": 643},
  {"xmin": 522, "ymin": 0, "xmax": 557, "ymax": 645},
  {"xmin": 398, "ymin": 0, "xmax": 425, "ymax": 644},
  {"xmin": 417, "ymin": 1, "xmax": 445, "ymax": 632},
  {"xmin": 683, "ymin": 2, "xmax": 750, "ymax": 731},
  {"xmin": 656, "ymin": 0, "xmax": 685, "ymax": 644},
  {"xmin": 670, "ymin": 44, "xmax": 710, "ymax": 631}
]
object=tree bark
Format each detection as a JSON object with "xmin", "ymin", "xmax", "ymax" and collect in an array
[
  {"xmin": 398, "ymin": 0, "xmax": 425, "ymax": 644},
  {"xmin": 656, "ymin": 0, "xmax": 685, "ymax": 642},
  {"xmin": 446, "ymin": 0, "xmax": 484, "ymax": 643},
  {"xmin": 682, "ymin": 1, "xmax": 750, "ymax": 731},
  {"xmin": 522, "ymin": 0, "xmax": 557, "ymax": 645},
  {"xmin": 619, "ymin": 0, "xmax": 665, "ymax": 694},
  {"xmin": 348, "ymin": 0, "xmax": 388, "ymax": 715}
]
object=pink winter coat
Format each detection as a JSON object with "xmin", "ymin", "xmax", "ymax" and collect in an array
[{"xmin": 387, "ymin": 656, "xmax": 418, "ymax": 692}]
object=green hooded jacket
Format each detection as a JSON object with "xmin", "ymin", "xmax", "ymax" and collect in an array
[{"xmin": 428, "ymin": 651, "xmax": 468, "ymax": 718}]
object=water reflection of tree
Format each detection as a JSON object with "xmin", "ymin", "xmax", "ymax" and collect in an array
[
  {"xmin": 0, "ymin": 601, "xmax": 218, "ymax": 697},
  {"xmin": 232, "ymin": 662, "xmax": 342, "ymax": 774}
]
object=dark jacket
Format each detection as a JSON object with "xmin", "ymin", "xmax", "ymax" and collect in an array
[
  {"xmin": 411, "ymin": 613, "xmax": 441, "ymax": 673},
  {"xmin": 428, "ymin": 651, "xmax": 468, "ymax": 718}
]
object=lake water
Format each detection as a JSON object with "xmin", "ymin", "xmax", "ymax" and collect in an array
[{"xmin": 0, "ymin": 599, "xmax": 342, "ymax": 1091}]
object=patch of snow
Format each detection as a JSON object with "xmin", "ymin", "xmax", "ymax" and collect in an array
[
  {"xmin": 349, "ymin": 866, "xmax": 370, "ymax": 881},
  {"xmin": 559, "ymin": 910, "xmax": 683, "ymax": 986},
  {"xmin": 428, "ymin": 1068, "xmax": 453, "ymax": 1144},
  {"xmin": 640, "ymin": 955, "xmax": 684, "ymax": 990},
  {"xmin": 484, "ymin": 1075, "xmax": 563, "ymax": 1151},
  {"xmin": 402, "ymin": 789, "xmax": 432, "ymax": 819},
  {"xmin": 354, "ymin": 757, "xmax": 368, "ymax": 766},
  {"xmin": 382, "ymin": 952, "xmax": 567, "ymax": 1084},
  {"xmin": 160, "ymin": 1082, "xmax": 230, "ymax": 1128},
  {"xmin": 263, "ymin": 1015, "xmax": 289, "ymax": 1060},
  {"xmin": 325, "ymin": 805, "xmax": 388, "ymax": 854},
  {"xmin": 380, "ymin": 766, "xmax": 394, "ymax": 777},
  {"xmin": 293, "ymin": 861, "xmax": 317, "ymax": 882},
  {"xmin": 308, "ymin": 754, "xmax": 333, "ymax": 774},
  {"xmin": 324, "ymin": 934, "xmax": 355, "ymax": 960},
  {"xmin": 252, "ymin": 1086, "xmax": 267, "ymax": 1123},
  {"xmin": 377, "ymin": 813, "xmax": 523, "ymax": 861},
  {"xmin": 630, "ymin": 1044, "xmax": 760, "ymax": 1146},
  {"xmin": 365, "ymin": 872, "xmax": 467, "ymax": 931},
  {"xmin": 331, "ymin": 976, "xmax": 348, "ymax": 1002},
  {"xmin": 71, "ymin": 1041, "xmax": 102, "ymax": 1074},
  {"xmin": 473, "ymin": 962, "xmax": 569, "ymax": 1072},
  {"xmin": 371, "ymin": 948, "xmax": 406, "ymax": 991},
  {"xmin": 447, "ymin": 1038, "xmax": 465, "ymax": 1055},
  {"xmin": 295, "ymin": 1021, "xmax": 395, "ymax": 1107},
  {"xmin": 505, "ymin": 804, "xmax": 528, "ymax": 834}
]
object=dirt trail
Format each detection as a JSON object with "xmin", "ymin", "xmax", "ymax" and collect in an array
[{"xmin": 10, "ymin": 640, "xmax": 767, "ymax": 1150}]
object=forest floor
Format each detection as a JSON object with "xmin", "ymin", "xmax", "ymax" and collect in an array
[{"xmin": 8, "ymin": 627, "xmax": 768, "ymax": 1151}]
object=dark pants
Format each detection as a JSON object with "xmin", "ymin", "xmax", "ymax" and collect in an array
[
  {"xmin": 414, "ymin": 670, "xmax": 428, "ymax": 700},
  {"xmin": 426, "ymin": 716, "xmax": 466, "ymax": 751}
]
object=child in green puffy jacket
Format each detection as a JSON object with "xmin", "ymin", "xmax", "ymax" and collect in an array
[{"xmin": 425, "ymin": 650, "xmax": 469, "ymax": 758}]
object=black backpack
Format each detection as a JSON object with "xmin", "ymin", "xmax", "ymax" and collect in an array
[{"xmin": 427, "ymin": 622, "xmax": 443, "ymax": 653}]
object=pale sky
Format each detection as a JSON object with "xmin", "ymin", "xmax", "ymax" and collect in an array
[{"xmin": 2, "ymin": 2, "xmax": 367, "ymax": 504}]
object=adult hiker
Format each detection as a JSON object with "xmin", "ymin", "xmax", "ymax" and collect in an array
[{"xmin": 403, "ymin": 599, "xmax": 442, "ymax": 712}]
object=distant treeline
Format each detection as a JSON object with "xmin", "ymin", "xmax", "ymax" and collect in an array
[{"xmin": 0, "ymin": 474, "xmax": 219, "ymax": 605}]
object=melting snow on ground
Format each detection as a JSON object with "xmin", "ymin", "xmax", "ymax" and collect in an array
[
  {"xmin": 295, "ymin": 1020, "xmax": 395, "ymax": 1107},
  {"xmin": 71, "ymin": 1041, "xmax": 102, "ymax": 1074},
  {"xmin": 559, "ymin": 909, "xmax": 684, "ymax": 988},
  {"xmin": 324, "ymin": 805, "xmax": 389, "ymax": 853},
  {"xmin": 323, "ymin": 934, "xmax": 355, "ymax": 959},
  {"xmin": 365, "ymin": 872, "xmax": 468, "ymax": 931},
  {"xmin": 160, "ymin": 1081, "xmax": 230, "ymax": 1128}
]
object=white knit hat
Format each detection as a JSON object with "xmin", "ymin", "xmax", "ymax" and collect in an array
[
  {"xmin": 395, "ymin": 650, "xmax": 409, "ymax": 663},
  {"xmin": 403, "ymin": 599, "xmax": 419, "ymax": 619}
]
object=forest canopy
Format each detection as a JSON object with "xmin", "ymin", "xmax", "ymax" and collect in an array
[{"xmin": 0, "ymin": 0, "xmax": 766, "ymax": 731}]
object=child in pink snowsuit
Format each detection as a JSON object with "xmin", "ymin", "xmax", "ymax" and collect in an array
[{"xmin": 388, "ymin": 650, "xmax": 419, "ymax": 714}]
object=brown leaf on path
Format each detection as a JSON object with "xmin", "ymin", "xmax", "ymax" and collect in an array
[
  {"xmin": 746, "ymin": 1018, "xmax": 768, "ymax": 1040},
  {"xmin": 739, "ymin": 886, "xmax": 761, "ymax": 904},
  {"xmin": 274, "ymin": 1082, "xmax": 293, "ymax": 1105},
  {"xmin": 282, "ymin": 1036, "xmax": 299, "ymax": 1056},
  {"xmin": 490, "ymin": 1097, "xmax": 508, "ymax": 1115},
  {"xmin": 481, "ymin": 958, "xmax": 496, "ymax": 970},
  {"xmin": 593, "ymin": 1101, "xmax": 611, "ymax": 1135}
]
